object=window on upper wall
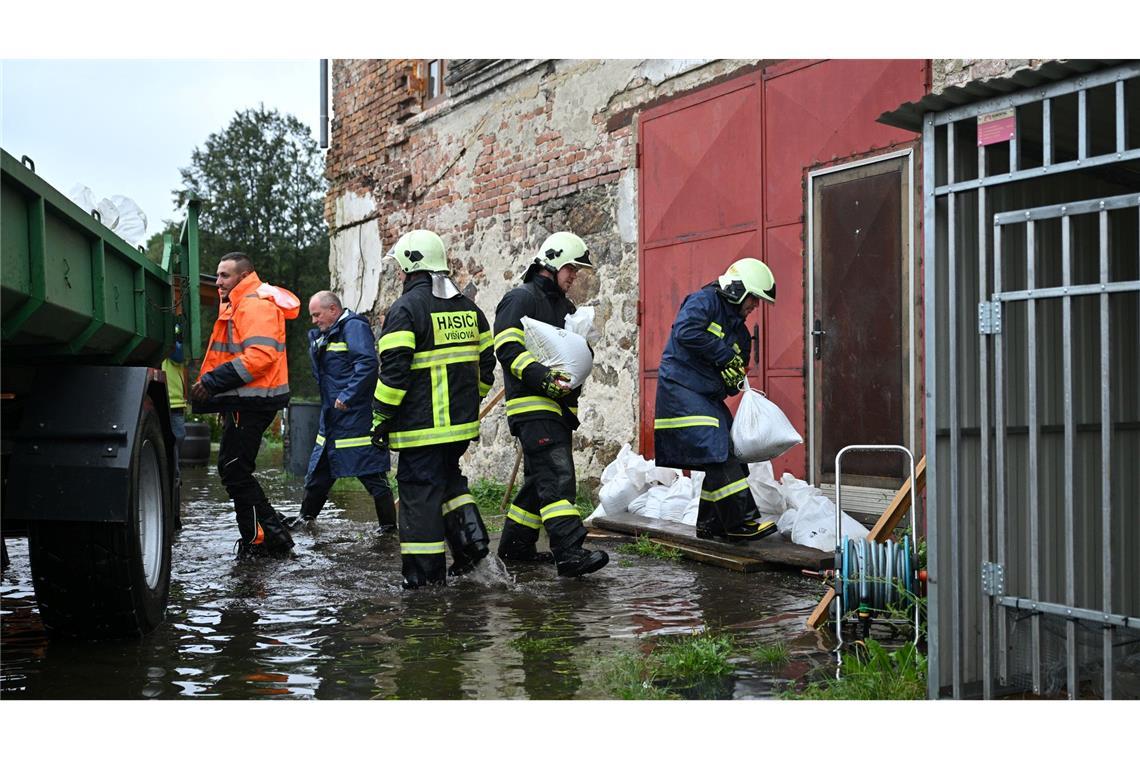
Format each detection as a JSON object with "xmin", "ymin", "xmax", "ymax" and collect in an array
[{"xmin": 422, "ymin": 59, "xmax": 447, "ymax": 106}]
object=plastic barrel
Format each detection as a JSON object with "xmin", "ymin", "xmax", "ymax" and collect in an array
[
  {"xmin": 286, "ymin": 401, "xmax": 321, "ymax": 477},
  {"xmin": 180, "ymin": 421, "xmax": 211, "ymax": 466}
]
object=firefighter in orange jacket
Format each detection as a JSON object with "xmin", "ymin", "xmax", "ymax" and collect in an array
[{"xmin": 191, "ymin": 252, "xmax": 300, "ymax": 559}]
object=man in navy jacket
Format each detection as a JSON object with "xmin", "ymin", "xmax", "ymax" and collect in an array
[
  {"xmin": 285, "ymin": 291, "xmax": 396, "ymax": 533},
  {"xmin": 653, "ymin": 258, "xmax": 779, "ymax": 543}
]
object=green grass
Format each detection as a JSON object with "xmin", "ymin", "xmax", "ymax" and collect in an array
[
  {"xmin": 750, "ymin": 641, "xmax": 790, "ymax": 668},
  {"xmin": 655, "ymin": 631, "xmax": 736, "ymax": 681},
  {"xmin": 509, "ymin": 636, "xmax": 574, "ymax": 656},
  {"xmin": 593, "ymin": 630, "xmax": 739, "ymax": 699},
  {"xmin": 616, "ymin": 535, "xmax": 683, "ymax": 561},
  {"xmin": 598, "ymin": 653, "xmax": 679, "ymax": 700},
  {"xmin": 785, "ymin": 640, "xmax": 926, "ymax": 700}
]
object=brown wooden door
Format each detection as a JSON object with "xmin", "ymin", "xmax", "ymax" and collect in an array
[{"xmin": 811, "ymin": 156, "xmax": 911, "ymax": 486}]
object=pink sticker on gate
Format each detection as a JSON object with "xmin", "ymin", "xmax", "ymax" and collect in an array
[{"xmin": 977, "ymin": 108, "xmax": 1016, "ymax": 147}]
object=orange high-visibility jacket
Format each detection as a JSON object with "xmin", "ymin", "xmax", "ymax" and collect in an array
[{"xmin": 194, "ymin": 272, "xmax": 300, "ymax": 412}]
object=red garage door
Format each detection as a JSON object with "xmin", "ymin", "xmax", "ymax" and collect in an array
[{"xmin": 638, "ymin": 60, "xmax": 928, "ymax": 480}]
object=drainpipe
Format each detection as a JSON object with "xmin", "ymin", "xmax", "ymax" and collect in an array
[{"xmin": 320, "ymin": 59, "xmax": 329, "ymax": 149}]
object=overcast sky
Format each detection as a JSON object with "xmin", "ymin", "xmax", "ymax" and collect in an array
[{"xmin": 1, "ymin": 59, "xmax": 322, "ymax": 235}]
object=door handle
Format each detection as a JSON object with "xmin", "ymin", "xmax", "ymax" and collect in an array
[
  {"xmin": 752, "ymin": 324, "xmax": 759, "ymax": 366},
  {"xmin": 811, "ymin": 319, "xmax": 827, "ymax": 360}
]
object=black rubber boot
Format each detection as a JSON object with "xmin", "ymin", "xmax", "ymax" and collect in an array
[
  {"xmin": 444, "ymin": 502, "xmax": 490, "ymax": 576},
  {"xmin": 374, "ymin": 490, "xmax": 397, "ymax": 533},
  {"xmin": 402, "ymin": 554, "xmax": 446, "ymax": 589},
  {"xmin": 497, "ymin": 517, "xmax": 552, "ymax": 562},
  {"xmin": 553, "ymin": 545, "xmax": 609, "ymax": 577}
]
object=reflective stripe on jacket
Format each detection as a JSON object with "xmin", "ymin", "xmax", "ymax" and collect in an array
[
  {"xmin": 493, "ymin": 275, "xmax": 582, "ymax": 434},
  {"xmin": 653, "ymin": 284, "xmax": 751, "ymax": 468},
  {"xmin": 307, "ymin": 310, "xmax": 390, "ymax": 478},
  {"xmin": 194, "ymin": 272, "xmax": 299, "ymax": 413},
  {"xmin": 371, "ymin": 276, "xmax": 496, "ymax": 450}
]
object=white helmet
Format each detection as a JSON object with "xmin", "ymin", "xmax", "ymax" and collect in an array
[
  {"xmin": 717, "ymin": 258, "xmax": 776, "ymax": 305},
  {"xmin": 388, "ymin": 229, "xmax": 449, "ymax": 274}
]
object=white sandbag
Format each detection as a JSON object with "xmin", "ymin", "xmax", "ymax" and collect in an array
[
  {"xmin": 679, "ymin": 470, "xmax": 704, "ymax": 526},
  {"xmin": 646, "ymin": 465, "xmax": 679, "ymax": 487},
  {"xmin": 108, "ymin": 195, "xmax": 148, "ymax": 246},
  {"xmin": 521, "ymin": 316, "xmax": 594, "ymax": 388},
  {"xmin": 563, "ymin": 306, "xmax": 601, "ymax": 345},
  {"xmin": 777, "ymin": 507, "xmax": 798, "ymax": 538},
  {"xmin": 790, "ymin": 492, "xmax": 869, "ymax": 552},
  {"xmin": 599, "ymin": 476, "xmax": 644, "ymax": 515},
  {"xmin": 681, "ymin": 504, "xmax": 699, "ymax": 526},
  {"xmin": 656, "ymin": 476, "xmax": 693, "ymax": 522},
  {"xmin": 747, "ymin": 461, "xmax": 786, "ymax": 515},
  {"xmin": 585, "ymin": 505, "xmax": 606, "ymax": 525},
  {"xmin": 601, "ymin": 443, "xmax": 635, "ymax": 484},
  {"xmin": 731, "ymin": 379, "xmax": 803, "ymax": 463},
  {"xmin": 780, "ymin": 472, "xmax": 819, "ymax": 512},
  {"xmin": 628, "ymin": 488, "xmax": 663, "ymax": 520}
]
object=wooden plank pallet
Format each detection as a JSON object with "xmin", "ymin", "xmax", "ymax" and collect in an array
[{"xmin": 590, "ymin": 512, "xmax": 833, "ymax": 572}]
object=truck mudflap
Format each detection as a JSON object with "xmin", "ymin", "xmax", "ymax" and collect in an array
[{"xmin": 5, "ymin": 365, "xmax": 174, "ymax": 522}]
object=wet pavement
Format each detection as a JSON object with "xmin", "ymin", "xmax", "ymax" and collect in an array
[{"xmin": 2, "ymin": 448, "xmax": 836, "ymax": 699}]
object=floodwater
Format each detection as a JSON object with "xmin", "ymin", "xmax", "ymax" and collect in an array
[{"xmin": 2, "ymin": 448, "xmax": 836, "ymax": 699}]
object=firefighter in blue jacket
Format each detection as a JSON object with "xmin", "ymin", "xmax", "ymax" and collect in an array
[
  {"xmin": 371, "ymin": 230, "xmax": 497, "ymax": 589},
  {"xmin": 284, "ymin": 291, "xmax": 397, "ymax": 534},
  {"xmin": 493, "ymin": 231, "xmax": 608, "ymax": 578},
  {"xmin": 654, "ymin": 258, "xmax": 780, "ymax": 543}
]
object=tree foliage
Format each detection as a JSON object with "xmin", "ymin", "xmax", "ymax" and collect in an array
[{"xmin": 176, "ymin": 106, "xmax": 328, "ymax": 399}]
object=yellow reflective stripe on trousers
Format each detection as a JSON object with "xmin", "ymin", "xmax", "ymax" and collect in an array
[
  {"xmin": 431, "ymin": 365, "xmax": 450, "ymax": 428},
  {"xmin": 653, "ymin": 415, "xmax": 720, "ymax": 430},
  {"xmin": 707, "ymin": 321, "xmax": 725, "ymax": 338},
  {"xmin": 401, "ymin": 541, "xmax": 446, "ymax": 555},
  {"xmin": 479, "ymin": 380, "xmax": 493, "ymax": 397},
  {"xmin": 507, "ymin": 504, "xmax": 542, "ymax": 530},
  {"xmin": 494, "ymin": 327, "xmax": 526, "ymax": 349},
  {"xmin": 479, "ymin": 330, "xmax": 494, "ymax": 352},
  {"xmin": 327, "ymin": 342, "xmax": 349, "ymax": 352},
  {"xmin": 315, "ymin": 434, "xmax": 326, "ymax": 446},
  {"xmin": 410, "ymin": 345, "xmax": 480, "ymax": 369},
  {"xmin": 442, "ymin": 493, "xmax": 475, "ymax": 516},
  {"xmin": 378, "ymin": 330, "xmax": 416, "ymax": 352},
  {"xmin": 389, "ymin": 421, "xmax": 480, "ymax": 448},
  {"xmin": 505, "ymin": 395, "xmax": 562, "ymax": 416},
  {"xmin": 701, "ymin": 478, "xmax": 749, "ymax": 502},
  {"xmin": 540, "ymin": 500, "xmax": 579, "ymax": 521},
  {"xmin": 510, "ymin": 351, "xmax": 537, "ymax": 379},
  {"xmin": 374, "ymin": 380, "xmax": 407, "ymax": 406},
  {"xmin": 335, "ymin": 436, "xmax": 372, "ymax": 448}
]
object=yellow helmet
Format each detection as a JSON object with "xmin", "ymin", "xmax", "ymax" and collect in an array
[
  {"xmin": 388, "ymin": 229, "xmax": 448, "ymax": 274},
  {"xmin": 534, "ymin": 231, "xmax": 593, "ymax": 273},
  {"xmin": 717, "ymin": 258, "xmax": 776, "ymax": 305}
]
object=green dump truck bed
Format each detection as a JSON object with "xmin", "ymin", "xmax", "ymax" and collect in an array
[{"xmin": 1, "ymin": 149, "xmax": 199, "ymax": 367}]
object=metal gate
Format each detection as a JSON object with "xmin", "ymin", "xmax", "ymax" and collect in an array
[
  {"xmin": 984, "ymin": 193, "xmax": 1140, "ymax": 699},
  {"xmin": 907, "ymin": 60, "xmax": 1140, "ymax": 699}
]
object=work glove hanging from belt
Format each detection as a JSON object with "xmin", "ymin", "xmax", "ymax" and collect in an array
[
  {"xmin": 720, "ymin": 355, "xmax": 746, "ymax": 391},
  {"xmin": 541, "ymin": 369, "xmax": 573, "ymax": 399},
  {"xmin": 371, "ymin": 413, "xmax": 393, "ymax": 449}
]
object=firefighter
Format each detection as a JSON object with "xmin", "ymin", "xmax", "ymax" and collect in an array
[
  {"xmin": 284, "ymin": 290, "xmax": 397, "ymax": 534},
  {"xmin": 370, "ymin": 230, "xmax": 496, "ymax": 589},
  {"xmin": 493, "ymin": 231, "xmax": 609, "ymax": 577},
  {"xmin": 653, "ymin": 258, "xmax": 779, "ymax": 543},
  {"xmin": 191, "ymin": 252, "xmax": 299, "ymax": 559}
]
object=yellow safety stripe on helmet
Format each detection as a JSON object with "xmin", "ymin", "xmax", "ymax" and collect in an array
[
  {"xmin": 410, "ymin": 345, "xmax": 480, "ymax": 370},
  {"xmin": 701, "ymin": 478, "xmax": 749, "ymax": 502},
  {"xmin": 431, "ymin": 365, "xmax": 450, "ymax": 428},
  {"xmin": 479, "ymin": 330, "xmax": 494, "ymax": 352},
  {"xmin": 389, "ymin": 421, "xmax": 480, "ymax": 448},
  {"xmin": 442, "ymin": 493, "xmax": 475, "ymax": 516},
  {"xmin": 378, "ymin": 331, "xmax": 416, "ymax": 352},
  {"xmin": 315, "ymin": 434, "xmax": 326, "ymax": 446},
  {"xmin": 540, "ymin": 500, "xmax": 579, "ymax": 522},
  {"xmin": 494, "ymin": 327, "xmax": 526, "ymax": 349},
  {"xmin": 506, "ymin": 395, "xmax": 562, "ymax": 416},
  {"xmin": 374, "ymin": 380, "xmax": 407, "ymax": 406},
  {"xmin": 401, "ymin": 541, "xmax": 446, "ymax": 555},
  {"xmin": 653, "ymin": 415, "xmax": 720, "ymax": 430},
  {"xmin": 507, "ymin": 505, "xmax": 542, "ymax": 530},
  {"xmin": 327, "ymin": 342, "xmax": 349, "ymax": 352},
  {"xmin": 335, "ymin": 436, "xmax": 373, "ymax": 448},
  {"xmin": 510, "ymin": 351, "xmax": 537, "ymax": 379},
  {"xmin": 479, "ymin": 380, "xmax": 493, "ymax": 397},
  {"xmin": 707, "ymin": 322, "xmax": 725, "ymax": 339}
]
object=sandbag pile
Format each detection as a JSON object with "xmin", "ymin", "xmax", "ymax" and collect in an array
[{"xmin": 588, "ymin": 445, "xmax": 868, "ymax": 551}]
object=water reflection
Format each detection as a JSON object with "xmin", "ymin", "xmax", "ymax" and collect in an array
[{"xmin": 2, "ymin": 450, "xmax": 833, "ymax": 699}]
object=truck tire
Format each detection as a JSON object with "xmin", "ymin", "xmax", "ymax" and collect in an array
[{"xmin": 28, "ymin": 399, "xmax": 174, "ymax": 638}]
